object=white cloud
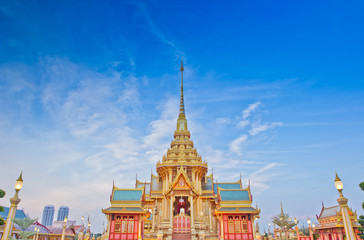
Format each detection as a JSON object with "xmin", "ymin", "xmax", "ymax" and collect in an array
[
  {"xmin": 249, "ymin": 122, "xmax": 283, "ymax": 136},
  {"xmin": 215, "ymin": 117, "xmax": 231, "ymax": 125},
  {"xmin": 237, "ymin": 102, "xmax": 261, "ymax": 128},
  {"xmin": 246, "ymin": 162, "xmax": 282, "ymax": 194},
  {"xmin": 229, "ymin": 134, "xmax": 248, "ymax": 154},
  {"xmin": 143, "ymin": 98, "xmax": 178, "ymax": 162},
  {"xmin": 237, "ymin": 120, "xmax": 249, "ymax": 128},
  {"xmin": 242, "ymin": 102, "xmax": 261, "ymax": 120}
]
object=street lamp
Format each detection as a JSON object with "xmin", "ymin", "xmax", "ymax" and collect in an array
[
  {"xmin": 335, "ymin": 172, "xmax": 356, "ymax": 240},
  {"xmin": 307, "ymin": 218, "xmax": 313, "ymax": 240},
  {"xmin": 35, "ymin": 227, "xmax": 40, "ymax": 240},
  {"xmin": 33, "ymin": 228, "xmax": 38, "ymax": 240},
  {"xmin": 78, "ymin": 217, "xmax": 85, "ymax": 240},
  {"xmin": 61, "ymin": 217, "xmax": 68, "ymax": 240},
  {"xmin": 294, "ymin": 218, "xmax": 300, "ymax": 239},
  {"xmin": 1, "ymin": 172, "xmax": 23, "ymax": 240}
]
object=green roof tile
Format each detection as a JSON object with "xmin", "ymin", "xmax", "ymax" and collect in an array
[
  {"xmin": 113, "ymin": 190, "xmax": 142, "ymax": 201},
  {"xmin": 220, "ymin": 190, "xmax": 250, "ymax": 201}
]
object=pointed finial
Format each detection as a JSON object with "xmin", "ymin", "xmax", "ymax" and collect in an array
[
  {"xmin": 179, "ymin": 59, "xmax": 185, "ymax": 117},
  {"xmin": 17, "ymin": 171, "xmax": 23, "ymax": 181},
  {"xmin": 335, "ymin": 171, "xmax": 341, "ymax": 181},
  {"xmin": 280, "ymin": 201, "xmax": 284, "ymax": 213}
]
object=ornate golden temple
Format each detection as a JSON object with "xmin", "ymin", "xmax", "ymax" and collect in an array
[{"xmin": 102, "ymin": 61, "xmax": 260, "ymax": 240}]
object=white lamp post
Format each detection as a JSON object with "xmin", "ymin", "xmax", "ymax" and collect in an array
[
  {"xmin": 61, "ymin": 217, "xmax": 68, "ymax": 240},
  {"xmin": 33, "ymin": 227, "xmax": 38, "ymax": 240},
  {"xmin": 35, "ymin": 227, "xmax": 40, "ymax": 240},
  {"xmin": 307, "ymin": 218, "xmax": 313, "ymax": 240},
  {"xmin": 1, "ymin": 173, "xmax": 23, "ymax": 240},
  {"xmin": 335, "ymin": 172, "xmax": 356, "ymax": 240}
]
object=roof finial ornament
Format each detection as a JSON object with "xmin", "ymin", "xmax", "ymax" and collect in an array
[
  {"xmin": 280, "ymin": 201, "xmax": 284, "ymax": 214},
  {"xmin": 179, "ymin": 59, "xmax": 185, "ymax": 117}
]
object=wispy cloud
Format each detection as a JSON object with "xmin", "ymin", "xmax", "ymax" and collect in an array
[
  {"xmin": 237, "ymin": 101, "xmax": 261, "ymax": 128},
  {"xmin": 143, "ymin": 97, "xmax": 178, "ymax": 162},
  {"xmin": 230, "ymin": 134, "xmax": 248, "ymax": 154},
  {"xmin": 246, "ymin": 162, "xmax": 282, "ymax": 194},
  {"xmin": 129, "ymin": 1, "xmax": 185, "ymax": 59},
  {"xmin": 242, "ymin": 102, "xmax": 261, "ymax": 120},
  {"xmin": 249, "ymin": 122, "xmax": 283, "ymax": 136}
]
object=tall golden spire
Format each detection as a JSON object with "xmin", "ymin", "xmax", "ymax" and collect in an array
[
  {"xmin": 176, "ymin": 60, "xmax": 188, "ymax": 132},
  {"xmin": 179, "ymin": 59, "xmax": 185, "ymax": 118}
]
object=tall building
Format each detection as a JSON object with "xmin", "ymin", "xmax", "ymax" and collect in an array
[
  {"xmin": 102, "ymin": 62, "xmax": 260, "ymax": 240},
  {"xmin": 56, "ymin": 206, "xmax": 69, "ymax": 222},
  {"xmin": 41, "ymin": 205, "xmax": 54, "ymax": 226}
]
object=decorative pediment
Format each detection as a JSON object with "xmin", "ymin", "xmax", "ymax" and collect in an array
[
  {"xmin": 166, "ymin": 166, "xmax": 197, "ymax": 194},
  {"xmin": 174, "ymin": 175, "xmax": 190, "ymax": 189}
]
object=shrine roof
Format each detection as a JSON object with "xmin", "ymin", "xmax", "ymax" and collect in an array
[
  {"xmin": 202, "ymin": 177, "xmax": 213, "ymax": 191},
  {"xmin": 136, "ymin": 181, "xmax": 151, "ymax": 195},
  {"xmin": 103, "ymin": 207, "xmax": 145, "ymax": 212},
  {"xmin": 47, "ymin": 226, "xmax": 75, "ymax": 235},
  {"xmin": 214, "ymin": 182, "xmax": 241, "ymax": 193},
  {"xmin": 217, "ymin": 207, "xmax": 258, "ymax": 212},
  {"xmin": 319, "ymin": 205, "xmax": 340, "ymax": 218},
  {"xmin": 113, "ymin": 189, "xmax": 142, "ymax": 201},
  {"xmin": 219, "ymin": 189, "xmax": 250, "ymax": 201},
  {"xmin": 26, "ymin": 221, "xmax": 51, "ymax": 234},
  {"xmin": 0, "ymin": 207, "xmax": 26, "ymax": 220},
  {"xmin": 151, "ymin": 177, "xmax": 162, "ymax": 191}
]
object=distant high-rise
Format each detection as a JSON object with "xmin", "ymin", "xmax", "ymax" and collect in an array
[
  {"xmin": 41, "ymin": 205, "xmax": 54, "ymax": 226},
  {"xmin": 56, "ymin": 206, "xmax": 69, "ymax": 221}
]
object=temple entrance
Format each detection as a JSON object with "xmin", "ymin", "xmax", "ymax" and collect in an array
[
  {"xmin": 173, "ymin": 196, "xmax": 191, "ymax": 234},
  {"xmin": 173, "ymin": 214, "xmax": 191, "ymax": 233},
  {"xmin": 173, "ymin": 196, "xmax": 190, "ymax": 216}
]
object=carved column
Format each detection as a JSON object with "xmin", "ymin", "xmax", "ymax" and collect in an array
[
  {"xmin": 138, "ymin": 218, "xmax": 142, "ymax": 240},
  {"xmin": 152, "ymin": 203, "xmax": 156, "ymax": 232},
  {"xmin": 209, "ymin": 201, "xmax": 213, "ymax": 232},
  {"xmin": 220, "ymin": 216, "xmax": 224, "ymax": 240},
  {"xmin": 190, "ymin": 196, "xmax": 194, "ymax": 227},
  {"xmin": 169, "ymin": 196, "xmax": 173, "ymax": 229},
  {"xmin": 169, "ymin": 169, "xmax": 172, "ymax": 186}
]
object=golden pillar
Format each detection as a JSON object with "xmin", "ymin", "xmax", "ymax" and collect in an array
[
  {"xmin": 1, "ymin": 173, "xmax": 23, "ymax": 240},
  {"xmin": 334, "ymin": 173, "xmax": 356, "ymax": 240}
]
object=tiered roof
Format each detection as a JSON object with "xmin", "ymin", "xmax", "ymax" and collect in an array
[
  {"xmin": 215, "ymin": 182, "xmax": 260, "ymax": 215},
  {"xmin": 0, "ymin": 207, "xmax": 26, "ymax": 220},
  {"xmin": 315, "ymin": 204, "xmax": 360, "ymax": 229},
  {"xmin": 102, "ymin": 185, "xmax": 148, "ymax": 214}
]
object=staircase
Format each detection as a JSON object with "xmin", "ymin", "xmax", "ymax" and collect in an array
[{"xmin": 172, "ymin": 233, "xmax": 191, "ymax": 240}]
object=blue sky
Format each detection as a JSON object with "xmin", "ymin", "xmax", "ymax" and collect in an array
[{"xmin": 1, "ymin": 0, "xmax": 364, "ymax": 233}]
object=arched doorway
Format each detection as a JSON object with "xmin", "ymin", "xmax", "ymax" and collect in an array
[{"xmin": 173, "ymin": 196, "xmax": 191, "ymax": 234}]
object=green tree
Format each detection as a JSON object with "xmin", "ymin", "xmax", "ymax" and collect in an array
[
  {"xmin": 0, "ymin": 189, "xmax": 6, "ymax": 226},
  {"xmin": 358, "ymin": 182, "xmax": 364, "ymax": 240},
  {"xmin": 272, "ymin": 203, "xmax": 297, "ymax": 230},
  {"xmin": 9, "ymin": 216, "xmax": 37, "ymax": 240}
]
